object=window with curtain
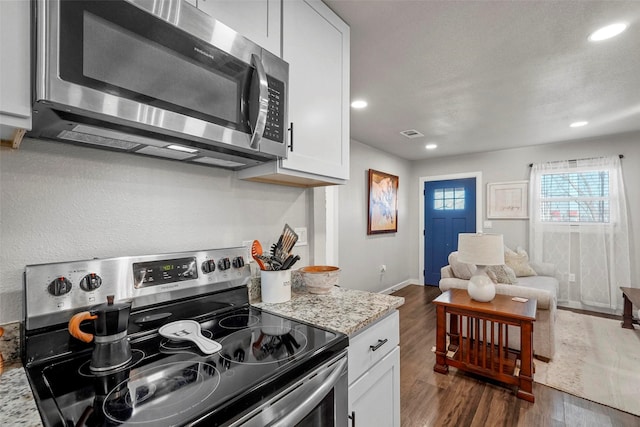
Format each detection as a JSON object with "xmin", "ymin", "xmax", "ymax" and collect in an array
[
  {"xmin": 529, "ymin": 156, "xmax": 631, "ymax": 312},
  {"xmin": 539, "ymin": 171, "xmax": 610, "ymax": 223}
]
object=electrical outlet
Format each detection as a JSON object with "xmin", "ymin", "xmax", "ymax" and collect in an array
[
  {"xmin": 294, "ymin": 227, "xmax": 308, "ymax": 246},
  {"xmin": 242, "ymin": 241, "xmax": 253, "ymax": 261},
  {"xmin": 568, "ymin": 273, "xmax": 576, "ymax": 282},
  {"xmin": 380, "ymin": 264, "xmax": 387, "ymax": 273}
]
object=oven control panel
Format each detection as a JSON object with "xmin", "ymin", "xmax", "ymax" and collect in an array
[
  {"xmin": 132, "ymin": 257, "xmax": 198, "ymax": 288},
  {"xmin": 24, "ymin": 247, "xmax": 251, "ymax": 330}
]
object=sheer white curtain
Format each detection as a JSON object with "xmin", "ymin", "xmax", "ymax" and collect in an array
[{"xmin": 529, "ymin": 156, "xmax": 631, "ymax": 312}]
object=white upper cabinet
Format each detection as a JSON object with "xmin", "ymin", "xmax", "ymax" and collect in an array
[
  {"xmin": 0, "ymin": 0, "xmax": 31, "ymax": 143},
  {"xmin": 238, "ymin": 0, "xmax": 350, "ymax": 187},
  {"xmin": 281, "ymin": 0, "xmax": 350, "ymax": 182},
  {"xmin": 195, "ymin": 0, "xmax": 281, "ymax": 56}
]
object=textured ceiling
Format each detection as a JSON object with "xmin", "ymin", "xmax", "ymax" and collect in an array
[{"xmin": 324, "ymin": 0, "xmax": 640, "ymax": 160}]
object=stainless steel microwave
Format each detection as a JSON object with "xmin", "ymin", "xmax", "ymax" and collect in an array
[{"xmin": 29, "ymin": 0, "xmax": 289, "ymax": 169}]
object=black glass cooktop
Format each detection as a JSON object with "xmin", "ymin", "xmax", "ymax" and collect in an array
[{"xmin": 28, "ymin": 306, "xmax": 346, "ymax": 427}]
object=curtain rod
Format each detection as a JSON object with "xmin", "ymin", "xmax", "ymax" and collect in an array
[{"xmin": 528, "ymin": 154, "xmax": 623, "ymax": 167}]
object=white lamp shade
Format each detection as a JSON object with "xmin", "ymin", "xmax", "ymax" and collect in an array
[{"xmin": 457, "ymin": 233, "xmax": 505, "ymax": 266}]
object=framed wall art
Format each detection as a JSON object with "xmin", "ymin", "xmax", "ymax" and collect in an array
[
  {"xmin": 367, "ymin": 169, "xmax": 399, "ymax": 234},
  {"xmin": 487, "ymin": 180, "xmax": 529, "ymax": 219}
]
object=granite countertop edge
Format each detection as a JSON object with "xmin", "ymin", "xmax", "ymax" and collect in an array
[{"xmin": 251, "ymin": 286, "xmax": 405, "ymax": 336}]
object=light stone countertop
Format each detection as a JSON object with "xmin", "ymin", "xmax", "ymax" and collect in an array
[
  {"xmin": 0, "ymin": 363, "xmax": 42, "ymax": 427},
  {"xmin": 252, "ymin": 286, "xmax": 405, "ymax": 336}
]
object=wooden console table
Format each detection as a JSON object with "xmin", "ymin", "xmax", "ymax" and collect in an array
[
  {"xmin": 620, "ymin": 287, "xmax": 640, "ymax": 329},
  {"xmin": 433, "ymin": 289, "xmax": 537, "ymax": 402}
]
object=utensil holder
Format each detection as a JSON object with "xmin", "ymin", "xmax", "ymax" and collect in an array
[{"xmin": 260, "ymin": 270, "xmax": 291, "ymax": 303}]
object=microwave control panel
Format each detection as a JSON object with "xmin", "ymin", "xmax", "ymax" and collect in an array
[{"xmin": 264, "ymin": 76, "xmax": 285, "ymax": 143}]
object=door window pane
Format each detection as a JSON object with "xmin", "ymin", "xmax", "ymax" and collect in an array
[{"xmin": 433, "ymin": 187, "xmax": 465, "ymax": 210}]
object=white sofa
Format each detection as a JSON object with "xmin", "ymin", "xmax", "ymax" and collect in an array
[{"xmin": 439, "ymin": 259, "xmax": 558, "ymax": 361}]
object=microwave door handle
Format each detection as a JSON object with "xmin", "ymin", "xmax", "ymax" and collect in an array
[{"xmin": 249, "ymin": 53, "xmax": 269, "ymax": 149}]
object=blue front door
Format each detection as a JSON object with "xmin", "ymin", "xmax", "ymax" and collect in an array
[{"xmin": 424, "ymin": 178, "xmax": 477, "ymax": 285}]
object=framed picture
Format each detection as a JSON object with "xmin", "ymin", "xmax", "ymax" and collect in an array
[
  {"xmin": 487, "ymin": 180, "xmax": 529, "ymax": 219},
  {"xmin": 367, "ymin": 169, "xmax": 398, "ymax": 234}
]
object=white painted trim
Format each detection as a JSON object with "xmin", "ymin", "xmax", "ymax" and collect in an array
[
  {"xmin": 418, "ymin": 172, "xmax": 483, "ymax": 285},
  {"xmin": 326, "ymin": 186, "xmax": 339, "ymax": 265},
  {"xmin": 379, "ymin": 279, "xmax": 414, "ymax": 295},
  {"xmin": 312, "ymin": 186, "xmax": 339, "ymax": 265}
]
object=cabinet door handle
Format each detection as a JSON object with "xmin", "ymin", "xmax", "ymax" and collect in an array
[
  {"xmin": 348, "ymin": 410, "xmax": 356, "ymax": 427},
  {"xmin": 288, "ymin": 122, "xmax": 294, "ymax": 152},
  {"xmin": 370, "ymin": 338, "xmax": 388, "ymax": 352}
]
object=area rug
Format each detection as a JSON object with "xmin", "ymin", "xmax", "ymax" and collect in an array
[{"xmin": 534, "ymin": 309, "xmax": 640, "ymax": 416}]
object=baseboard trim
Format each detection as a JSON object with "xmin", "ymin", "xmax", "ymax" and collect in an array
[{"xmin": 379, "ymin": 279, "xmax": 421, "ymax": 295}]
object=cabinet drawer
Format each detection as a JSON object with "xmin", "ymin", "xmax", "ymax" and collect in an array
[{"xmin": 348, "ymin": 310, "xmax": 399, "ymax": 384}]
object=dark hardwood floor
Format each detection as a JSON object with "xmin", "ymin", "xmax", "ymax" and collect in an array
[{"xmin": 390, "ymin": 285, "xmax": 640, "ymax": 427}]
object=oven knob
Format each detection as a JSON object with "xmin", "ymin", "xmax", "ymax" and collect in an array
[
  {"xmin": 47, "ymin": 277, "xmax": 72, "ymax": 296},
  {"xmin": 218, "ymin": 258, "xmax": 231, "ymax": 271},
  {"xmin": 79, "ymin": 273, "xmax": 102, "ymax": 291},
  {"xmin": 201, "ymin": 259, "xmax": 216, "ymax": 274},
  {"xmin": 232, "ymin": 256, "xmax": 245, "ymax": 268}
]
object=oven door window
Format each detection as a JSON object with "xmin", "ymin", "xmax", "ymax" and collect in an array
[
  {"xmin": 58, "ymin": 0, "xmax": 251, "ymax": 133},
  {"xmin": 296, "ymin": 389, "xmax": 335, "ymax": 426}
]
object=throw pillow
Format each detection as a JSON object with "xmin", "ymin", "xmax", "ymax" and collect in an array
[
  {"xmin": 487, "ymin": 265, "xmax": 518, "ymax": 284},
  {"xmin": 505, "ymin": 248, "xmax": 537, "ymax": 277},
  {"xmin": 448, "ymin": 251, "xmax": 476, "ymax": 280}
]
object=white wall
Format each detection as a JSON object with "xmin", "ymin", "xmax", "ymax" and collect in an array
[
  {"xmin": 410, "ymin": 131, "xmax": 640, "ymax": 282},
  {"xmin": 0, "ymin": 138, "xmax": 311, "ymax": 323},
  {"xmin": 337, "ymin": 140, "xmax": 413, "ymax": 293}
]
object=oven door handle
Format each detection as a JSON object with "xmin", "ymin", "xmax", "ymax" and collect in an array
[{"xmin": 272, "ymin": 357, "xmax": 347, "ymax": 427}]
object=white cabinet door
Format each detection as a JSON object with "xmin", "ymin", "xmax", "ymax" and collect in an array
[
  {"xmin": 196, "ymin": 0, "xmax": 281, "ymax": 56},
  {"xmin": 348, "ymin": 346, "xmax": 401, "ymax": 427},
  {"xmin": 281, "ymin": 0, "xmax": 349, "ymax": 181},
  {"xmin": 0, "ymin": 0, "xmax": 31, "ymax": 141}
]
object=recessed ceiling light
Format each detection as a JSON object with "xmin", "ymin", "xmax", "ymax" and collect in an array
[
  {"xmin": 351, "ymin": 100, "xmax": 368, "ymax": 109},
  {"xmin": 570, "ymin": 121, "xmax": 589, "ymax": 128},
  {"xmin": 425, "ymin": 143, "xmax": 438, "ymax": 150},
  {"xmin": 588, "ymin": 23, "xmax": 627, "ymax": 41},
  {"xmin": 167, "ymin": 144, "xmax": 198, "ymax": 153}
]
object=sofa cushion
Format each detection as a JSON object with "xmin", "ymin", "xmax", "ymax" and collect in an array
[
  {"xmin": 487, "ymin": 264, "xmax": 518, "ymax": 284},
  {"xmin": 505, "ymin": 248, "xmax": 537, "ymax": 277},
  {"xmin": 448, "ymin": 251, "xmax": 476, "ymax": 280}
]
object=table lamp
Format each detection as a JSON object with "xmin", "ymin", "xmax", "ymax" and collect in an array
[{"xmin": 457, "ymin": 233, "xmax": 505, "ymax": 302}]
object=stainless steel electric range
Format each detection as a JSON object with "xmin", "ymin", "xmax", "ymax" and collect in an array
[{"xmin": 22, "ymin": 247, "xmax": 348, "ymax": 426}]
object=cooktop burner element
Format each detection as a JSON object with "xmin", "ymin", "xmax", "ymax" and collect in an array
[
  {"xmin": 79, "ymin": 350, "xmax": 146, "ymax": 378},
  {"xmin": 103, "ymin": 361, "xmax": 220, "ymax": 425},
  {"xmin": 218, "ymin": 326, "xmax": 308, "ymax": 366},
  {"xmin": 218, "ymin": 313, "xmax": 260, "ymax": 329}
]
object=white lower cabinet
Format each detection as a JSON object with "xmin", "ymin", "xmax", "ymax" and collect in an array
[{"xmin": 348, "ymin": 311, "xmax": 400, "ymax": 427}]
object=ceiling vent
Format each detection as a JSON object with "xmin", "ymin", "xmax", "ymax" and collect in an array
[{"xmin": 400, "ymin": 129, "xmax": 424, "ymax": 139}]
